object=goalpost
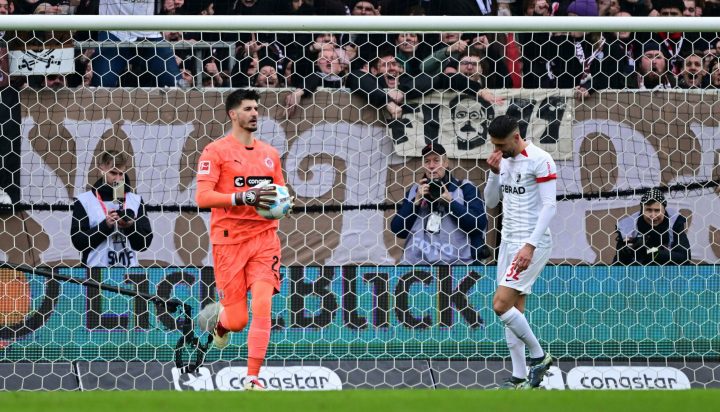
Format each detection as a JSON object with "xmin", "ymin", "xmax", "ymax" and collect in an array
[{"xmin": 0, "ymin": 14, "xmax": 718, "ymax": 390}]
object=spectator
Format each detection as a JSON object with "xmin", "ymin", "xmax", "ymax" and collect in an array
[
  {"xmin": 290, "ymin": 33, "xmax": 340, "ymax": 87},
  {"xmin": 391, "ymin": 143, "xmax": 487, "ymax": 265},
  {"xmin": 599, "ymin": 0, "xmax": 622, "ymax": 15},
  {"xmin": 678, "ymin": 51, "xmax": 709, "ymax": 88},
  {"xmin": 42, "ymin": 74, "xmax": 66, "ymax": 90},
  {"xmin": 543, "ymin": 0, "xmax": 630, "ymax": 97},
  {"xmin": 285, "ymin": 44, "xmax": 347, "ymax": 116},
  {"xmin": 706, "ymin": 0, "xmax": 720, "ymax": 16},
  {"xmin": 602, "ymin": 15, "xmax": 638, "ymax": 87},
  {"xmin": 162, "ymin": 0, "xmax": 184, "ymax": 14},
  {"xmin": 633, "ymin": 41, "xmax": 675, "ymax": 89},
  {"xmin": 455, "ymin": 54, "xmax": 485, "ymax": 83},
  {"xmin": 71, "ymin": 151, "xmax": 153, "ymax": 267},
  {"xmin": 683, "ymin": 0, "xmax": 702, "ymax": 15},
  {"xmin": 176, "ymin": 56, "xmax": 196, "ymax": 88},
  {"xmin": 708, "ymin": 57, "xmax": 720, "ymax": 87},
  {"xmin": 652, "ymin": 0, "xmax": 700, "ymax": 74},
  {"xmin": 347, "ymin": 48, "xmax": 502, "ymax": 126},
  {"xmin": 253, "ymin": 61, "xmax": 285, "ymax": 88},
  {"xmin": 92, "ymin": 0, "xmax": 184, "ymax": 88},
  {"xmin": 201, "ymin": 56, "xmax": 227, "ymax": 88},
  {"xmin": 14, "ymin": 0, "xmax": 75, "ymax": 14},
  {"xmin": 394, "ymin": 32, "xmax": 424, "ymax": 76},
  {"xmin": 615, "ymin": 188, "xmax": 691, "ymax": 265},
  {"xmin": 608, "ymin": 11, "xmax": 644, "ymax": 63},
  {"xmin": 422, "ymin": 32, "xmax": 471, "ymax": 77},
  {"xmin": 344, "ymin": 0, "xmax": 388, "ymax": 71},
  {"xmin": 66, "ymin": 48, "xmax": 94, "ymax": 88},
  {"xmin": 517, "ymin": 0, "xmax": 552, "ymax": 88}
]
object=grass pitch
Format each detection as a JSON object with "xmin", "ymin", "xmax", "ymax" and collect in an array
[{"xmin": 2, "ymin": 390, "xmax": 719, "ymax": 412}]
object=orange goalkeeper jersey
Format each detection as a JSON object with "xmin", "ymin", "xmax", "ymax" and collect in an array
[{"xmin": 196, "ymin": 135, "xmax": 285, "ymax": 245}]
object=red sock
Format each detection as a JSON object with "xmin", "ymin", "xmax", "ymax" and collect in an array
[{"xmin": 216, "ymin": 321, "xmax": 229, "ymax": 337}]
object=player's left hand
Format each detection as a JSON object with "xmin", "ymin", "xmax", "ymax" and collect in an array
[{"xmin": 514, "ymin": 244, "xmax": 536, "ymax": 273}]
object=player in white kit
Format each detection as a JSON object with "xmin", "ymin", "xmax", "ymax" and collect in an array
[{"xmin": 484, "ymin": 115, "xmax": 557, "ymax": 389}]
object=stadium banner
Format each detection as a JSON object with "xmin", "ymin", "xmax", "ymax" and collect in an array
[
  {"xmin": 390, "ymin": 89, "xmax": 575, "ymax": 160},
  {"xmin": 76, "ymin": 360, "xmax": 433, "ymax": 391},
  {"xmin": 69, "ymin": 360, "xmax": 714, "ymax": 391},
  {"xmin": 9, "ymin": 89, "xmax": 720, "ymax": 267},
  {"xmin": 1, "ymin": 266, "xmax": 718, "ymax": 362},
  {"xmin": 9, "ymin": 48, "xmax": 76, "ymax": 75},
  {"xmin": 566, "ymin": 366, "xmax": 691, "ymax": 390}
]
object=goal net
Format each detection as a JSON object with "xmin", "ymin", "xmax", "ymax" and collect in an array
[{"xmin": 0, "ymin": 12, "xmax": 718, "ymax": 391}]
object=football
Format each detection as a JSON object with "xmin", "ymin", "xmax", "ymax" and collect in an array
[{"xmin": 256, "ymin": 184, "xmax": 292, "ymax": 220}]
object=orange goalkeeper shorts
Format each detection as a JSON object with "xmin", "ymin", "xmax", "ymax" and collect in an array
[{"xmin": 212, "ymin": 228, "xmax": 281, "ymax": 305}]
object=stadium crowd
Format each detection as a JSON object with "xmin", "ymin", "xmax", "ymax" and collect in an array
[{"xmin": 1, "ymin": 0, "xmax": 719, "ymax": 94}]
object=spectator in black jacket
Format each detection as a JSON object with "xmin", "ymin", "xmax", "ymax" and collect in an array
[
  {"xmin": 632, "ymin": 40, "xmax": 676, "ymax": 89},
  {"xmin": 71, "ymin": 151, "xmax": 153, "ymax": 267},
  {"xmin": 543, "ymin": 0, "xmax": 630, "ymax": 98},
  {"xmin": 347, "ymin": 48, "xmax": 502, "ymax": 120},
  {"xmin": 517, "ymin": 0, "xmax": 553, "ymax": 88},
  {"xmin": 615, "ymin": 188, "xmax": 691, "ymax": 265},
  {"xmin": 285, "ymin": 43, "xmax": 347, "ymax": 116},
  {"xmin": 391, "ymin": 143, "xmax": 487, "ymax": 264}
]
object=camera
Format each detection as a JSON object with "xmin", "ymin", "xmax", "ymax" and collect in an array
[
  {"xmin": 426, "ymin": 178, "xmax": 444, "ymax": 201},
  {"xmin": 115, "ymin": 208, "xmax": 135, "ymax": 223}
]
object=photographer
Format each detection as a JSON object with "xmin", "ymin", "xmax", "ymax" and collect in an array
[
  {"xmin": 615, "ymin": 188, "xmax": 691, "ymax": 265},
  {"xmin": 70, "ymin": 151, "xmax": 153, "ymax": 267},
  {"xmin": 391, "ymin": 143, "xmax": 487, "ymax": 265}
]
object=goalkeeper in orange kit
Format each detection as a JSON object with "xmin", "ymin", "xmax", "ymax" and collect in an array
[{"xmin": 195, "ymin": 89, "xmax": 285, "ymax": 391}]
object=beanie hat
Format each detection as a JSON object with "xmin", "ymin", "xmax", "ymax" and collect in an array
[
  {"xmin": 640, "ymin": 188, "xmax": 667, "ymax": 207},
  {"xmin": 567, "ymin": 0, "xmax": 599, "ymax": 16}
]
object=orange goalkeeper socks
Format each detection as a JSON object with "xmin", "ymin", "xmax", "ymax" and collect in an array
[
  {"xmin": 247, "ymin": 281, "xmax": 274, "ymax": 376},
  {"xmin": 247, "ymin": 316, "xmax": 271, "ymax": 376}
]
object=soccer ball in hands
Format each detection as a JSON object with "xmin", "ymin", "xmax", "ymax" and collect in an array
[{"xmin": 256, "ymin": 184, "xmax": 292, "ymax": 220}]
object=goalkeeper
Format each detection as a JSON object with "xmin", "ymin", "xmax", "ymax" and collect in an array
[{"xmin": 195, "ymin": 89, "xmax": 285, "ymax": 391}]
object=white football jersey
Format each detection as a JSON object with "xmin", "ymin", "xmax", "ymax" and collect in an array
[
  {"xmin": 495, "ymin": 142, "xmax": 557, "ymax": 246},
  {"xmin": 100, "ymin": 0, "xmax": 161, "ymax": 41}
]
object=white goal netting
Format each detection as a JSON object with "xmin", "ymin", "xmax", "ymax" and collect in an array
[{"xmin": 0, "ymin": 7, "xmax": 719, "ymax": 391}]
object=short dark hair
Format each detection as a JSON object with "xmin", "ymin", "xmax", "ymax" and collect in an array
[
  {"xmin": 654, "ymin": 0, "xmax": 685, "ymax": 11},
  {"xmin": 421, "ymin": 142, "xmax": 446, "ymax": 157},
  {"xmin": 97, "ymin": 150, "xmax": 129, "ymax": 169},
  {"xmin": 371, "ymin": 47, "xmax": 396, "ymax": 70},
  {"xmin": 488, "ymin": 115, "xmax": 519, "ymax": 139},
  {"xmin": 225, "ymin": 88, "xmax": 260, "ymax": 116}
]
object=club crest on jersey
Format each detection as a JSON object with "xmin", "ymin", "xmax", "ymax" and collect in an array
[
  {"xmin": 264, "ymin": 157, "xmax": 274, "ymax": 169},
  {"xmin": 198, "ymin": 160, "xmax": 211, "ymax": 175}
]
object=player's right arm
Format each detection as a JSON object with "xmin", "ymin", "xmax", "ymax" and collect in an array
[
  {"xmin": 483, "ymin": 150, "xmax": 502, "ymax": 209},
  {"xmin": 195, "ymin": 146, "xmax": 275, "ymax": 209}
]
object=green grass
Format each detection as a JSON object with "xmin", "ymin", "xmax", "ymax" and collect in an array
[{"xmin": 2, "ymin": 390, "xmax": 719, "ymax": 412}]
